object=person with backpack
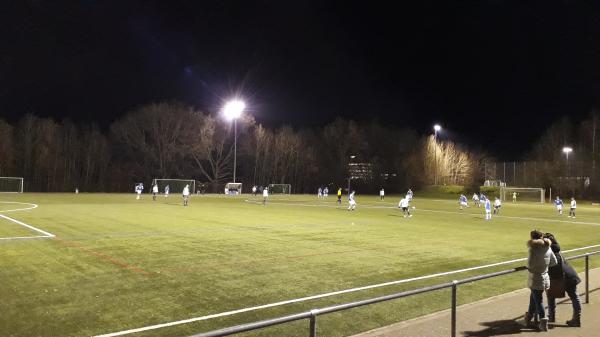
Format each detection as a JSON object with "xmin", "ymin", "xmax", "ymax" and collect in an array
[{"xmin": 544, "ymin": 233, "xmax": 582, "ymax": 327}]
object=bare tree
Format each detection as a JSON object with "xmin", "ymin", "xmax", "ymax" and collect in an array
[
  {"xmin": 0, "ymin": 119, "xmax": 15, "ymax": 177},
  {"xmin": 111, "ymin": 102, "xmax": 197, "ymax": 180},
  {"xmin": 424, "ymin": 135, "xmax": 476, "ymax": 185},
  {"xmin": 189, "ymin": 114, "xmax": 233, "ymax": 183}
]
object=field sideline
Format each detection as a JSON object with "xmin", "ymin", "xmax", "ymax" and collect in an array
[{"xmin": 0, "ymin": 193, "xmax": 599, "ymax": 337}]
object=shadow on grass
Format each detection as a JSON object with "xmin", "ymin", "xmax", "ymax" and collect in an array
[{"xmin": 462, "ymin": 317, "xmax": 530, "ymax": 336}]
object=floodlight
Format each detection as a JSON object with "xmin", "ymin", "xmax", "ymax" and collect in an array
[
  {"xmin": 562, "ymin": 147, "xmax": 573, "ymax": 154},
  {"xmin": 434, "ymin": 124, "xmax": 442, "ymax": 132},
  {"xmin": 223, "ymin": 100, "xmax": 245, "ymax": 120}
]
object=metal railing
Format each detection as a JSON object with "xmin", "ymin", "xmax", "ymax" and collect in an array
[{"xmin": 190, "ymin": 251, "xmax": 599, "ymax": 337}]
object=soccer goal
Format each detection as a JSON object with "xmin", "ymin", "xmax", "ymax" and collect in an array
[
  {"xmin": 500, "ymin": 187, "xmax": 545, "ymax": 203},
  {"xmin": 225, "ymin": 182, "xmax": 242, "ymax": 195},
  {"xmin": 152, "ymin": 179, "xmax": 195, "ymax": 194},
  {"xmin": 0, "ymin": 177, "xmax": 24, "ymax": 193},
  {"xmin": 268, "ymin": 184, "xmax": 292, "ymax": 195}
]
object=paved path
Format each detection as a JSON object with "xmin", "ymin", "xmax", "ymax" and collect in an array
[{"xmin": 353, "ymin": 268, "xmax": 600, "ymax": 337}]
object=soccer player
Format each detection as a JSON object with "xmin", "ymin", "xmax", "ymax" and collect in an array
[
  {"xmin": 484, "ymin": 198, "xmax": 492, "ymax": 220},
  {"xmin": 512, "ymin": 192, "xmax": 518, "ymax": 203},
  {"xmin": 348, "ymin": 190, "xmax": 356, "ymax": 211},
  {"xmin": 472, "ymin": 193, "xmax": 480, "ymax": 207},
  {"xmin": 493, "ymin": 197, "xmax": 502, "ymax": 215},
  {"xmin": 480, "ymin": 193, "xmax": 487, "ymax": 205},
  {"xmin": 399, "ymin": 197, "xmax": 411, "ymax": 217},
  {"xmin": 554, "ymin": 196, "xmax": 564, "ymax": 215},
  {"xmin": 323, "ymin": 187, "xmax": 329, "ymax": 198},
  {"xmin": 164, "ymin": 185, "xmax": 170, "ymax": 198},
  {"xmin": 407, "ymin": 188, "xmax": 414, "ymax": 201},
  {"xmin": 569, "ymin": 197, "xmax": 577, "ymax": 218},
  {"xmin": 263, "ymin": 187, "xmax": 269, "ymax": 205},
  {"xmin": 459, "ymin": 194, "xmax": 468, "ymax": 210},
  {"xmin": 152, "ymin": 184, "xmax": 159, "ymax": 201},
  {"xmin": 337, "ymin": 188, "xmax": 342, "ymax": 204},
  {"xmin": 318, "ymin": 187, "xmax": 323, "ymax": 198},
  {"xmin": 182, "ymin": 184, "xmax": 190, "ymax": 206},
  {"xmin": 252, "ymin": 185, "xmax": 257, "ymax": 196},
  {"xmin": 135, "ymin": 183, "xmax": 143, "ymax": 200},
  {"xmin": 380, "ymin": 188, "xmax": 385, "ymax": 201}
]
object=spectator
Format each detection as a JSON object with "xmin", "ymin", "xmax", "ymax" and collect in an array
[
  {"xmin": 544, "ymin": 233, "xmax": 582, "ymax": 327},
  {"xmin": 524, "ymin": 229, "xmax": 557, "ymax": 331}
]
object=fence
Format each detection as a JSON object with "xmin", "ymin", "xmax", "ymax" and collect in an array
[
  {"xmin": 189, "ymin": 251, "xmax": 599, "ymax": 337},
  {"xmin": 483, "ymin": 161, "xmax": 591, "ymax": 188}
]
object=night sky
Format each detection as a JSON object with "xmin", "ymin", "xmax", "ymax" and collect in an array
[{"xmin": 2, "ymin": 1, "xmax": 600, "ymax": 159}]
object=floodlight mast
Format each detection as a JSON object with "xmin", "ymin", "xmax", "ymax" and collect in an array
[
  {"xmin": 563, "ymin": 146, "xmax": 573, "ymax": 177},
  {"xmin": 433, "ymin": 124, "xmax": 442, "ymax": 185},
  {"xmin": 223, "ymin": 100, "xmax": 245, "ymax": 184},
  {"xmin": 348, "ymin": 155, "xmax": 357, "ymax": 196}
]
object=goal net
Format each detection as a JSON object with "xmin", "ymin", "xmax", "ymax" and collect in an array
[
  {"xmin": 0, "ymin": 177, "xmax": 24, "ymax": 193},
  {"xmin": 268, "ymin": 184, "xmax": 291, "ymax": 195},
  {"xmin": 500, "ymin": 187, "xmax": 545, "ymax": 203},
  {"xmin": 152, "ymin": 179, "xmax": 195, "ymax": 194},
  {"xmin": 225, "ymin": 182, "xmax": 242, "ymax": 195}
]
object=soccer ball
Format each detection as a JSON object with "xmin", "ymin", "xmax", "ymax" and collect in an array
[{"xmin": 412, "ymin": 206, "xmax": 416, "ymax": 209}]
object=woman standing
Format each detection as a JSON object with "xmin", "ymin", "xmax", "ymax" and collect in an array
[{"xmin": 524, "ymin": 230, "xmax": 557, "ymax": 331}]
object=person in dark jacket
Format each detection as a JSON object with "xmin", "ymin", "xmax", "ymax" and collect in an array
[{"xmin": 544, "ymin": 233, "xmax": 582, "ymax": 327}]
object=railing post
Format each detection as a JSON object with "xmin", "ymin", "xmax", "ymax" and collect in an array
[
  {"xmin": 585, "ymin": 255, "xmax": 590, "ymax": 304},
  {"xmin": 451, "ymin": 280, "xmax": 458, "ymax": 337},
  {"xmin": 309, "ymin": 310, "xmax": 318, "ymax": 337}
]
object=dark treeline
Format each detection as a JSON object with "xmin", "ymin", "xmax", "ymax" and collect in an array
[{"xmin": 0, "ymin": 102, "xmax": 598, "ymax": 196}]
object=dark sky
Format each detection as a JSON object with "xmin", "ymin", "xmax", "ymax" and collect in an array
[{"xmin": 2, "ymin": 1, "xmax": 600, "ymax": 159}]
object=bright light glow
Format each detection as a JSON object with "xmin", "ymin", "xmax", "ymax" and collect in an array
[
  {"xmin": 434, "ymin": 124, "xmax": 442, "ymax": 132},
  {"xmin": 350, "ymin": 155, "xmax": 356, "ymax": 159},
  {"xmin": 562, "ymin": 147, "xmax": 573, "ymax": 154},
  {"xmin": 223, "ymin": 100, "xmax": 245, "ymax": 120}
]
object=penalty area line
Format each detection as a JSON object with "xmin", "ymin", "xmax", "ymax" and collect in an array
[
  {"xmin": 0, "ymin": 213, "xmax": 55, "ymax": 239},
  {"xmin": 92, "ymin": 244, "xmax": 600, "ymax": 337},
  {"xmin": 0, "ymin": 235, "xmax": 54, "ymax": 240}
]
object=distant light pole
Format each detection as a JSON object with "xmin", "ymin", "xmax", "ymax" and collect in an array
[
  {"xmin": 223, "ymin": 100, "xmax": 245, "ymax": 183},
  {"xmin": 348, "ymin": 155, "xmax": 356, "ymax": 196},
  {"xmin": 563, "ymin": 146, "xmax": 573, "ymax": 177},
  {"xmin": 434, "ymin": 124, "xmax": 442, "ymax": 185}
]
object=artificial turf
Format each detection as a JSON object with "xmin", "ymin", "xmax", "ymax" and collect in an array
[{"xmin": 0, "ymin": 193, "xmax": 598, "ymax": 337}]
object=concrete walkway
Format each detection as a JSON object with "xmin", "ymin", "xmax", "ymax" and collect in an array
[{"xmin": 353, "ymin": 268, "xmax": 600, "ymax": 337}]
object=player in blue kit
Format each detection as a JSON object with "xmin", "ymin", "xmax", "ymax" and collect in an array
[
  {"xmin": 484, "ymin": 198, "xmax": 492, "ymax": 220},
  {"xmin": 554, "ymin": 196, "xmax": 564, "ymax": 215},
  {"xmin": 459, "ymin": 194, "xmax": 469, "ymax": 210}
]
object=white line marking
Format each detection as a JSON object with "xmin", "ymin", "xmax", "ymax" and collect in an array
[
  {"xmin": 0, "ymin": 202, "xmax": 54, "ymax": 239},
  {"xmin": 0, "ymin": 201, "xmax": 38, "ymax": 213},
  {"xmin": 0, "ymin": 214, "xmax": 55, "ymax": 238},
  {"xmin": 0, "ymin": 235, "xmax": 53, "ymax": 240},
  {"xmin": 93, "ymin": 244, "xmax": 600, "ymax": 337}
]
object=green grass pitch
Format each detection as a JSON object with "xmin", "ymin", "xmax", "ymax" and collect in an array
[{"xmin": 0, "ymin": 193, "xmax": 599, "ymax": 337}]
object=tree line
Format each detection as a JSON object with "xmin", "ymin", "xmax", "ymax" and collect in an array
[{"xmin": 0, "ymin": 102, "xmax": 597, "ymax": 196}]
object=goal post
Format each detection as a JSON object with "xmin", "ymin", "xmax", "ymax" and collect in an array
[
  {"xmin": 152, "ymin": 179, "xmax": 195, "ymax": 195},
  {"xmin": 225, "ymin": 182, "xmax": 242, "ymax": 195},
  {"xmin": 268, "ymin": 184, "xmax": 291, "ymax": 195},
  {"xmin": 500, "ymin": 187, "xmax": 545, "ymax": 203},
  {"xmin": 0, "ymin": 177, "xmax": 24, "ymax": 193}
]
